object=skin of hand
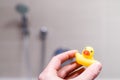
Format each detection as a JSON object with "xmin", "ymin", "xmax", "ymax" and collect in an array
[{"xmin": 39, "ymin": 50, "xmax": 102, "ymax": 80}]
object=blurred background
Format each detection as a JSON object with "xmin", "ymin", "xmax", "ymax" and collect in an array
[{"xmin": 0, "ymin": 0, "xmax": 120, "ymax": 80}]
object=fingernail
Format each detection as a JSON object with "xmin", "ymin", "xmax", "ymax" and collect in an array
[{"xmin": 94, "ymin": 61, "xmax": 102, "ymax": 71}]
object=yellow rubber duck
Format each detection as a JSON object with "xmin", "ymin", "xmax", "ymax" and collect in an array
[{"xmin": 75, "ymin": 46, "xmax": 97, "ymax": 67}]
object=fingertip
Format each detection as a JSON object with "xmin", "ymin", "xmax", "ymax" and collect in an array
[
  {"xmin": 94, "ymin": 61, "xmax": 102, "ymax": 66},
  {"xmin": 75, "ymin": 50, "xmax": 79, "ymax": 52},
  {"xmin": 74, "ymin": 61, "xmax": 102, "ymax": 80},
  {"xmin": 92, "ymin": 61, "xmax": 102, "ymax": 71},
  {"xmin": 68, "ymin": 50, "xmax": 79, "ymax": 53}
]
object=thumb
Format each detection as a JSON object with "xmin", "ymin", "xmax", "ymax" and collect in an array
[{"xmin": 74, "ymin": 62, "xmax": 102, "ymax": 80}]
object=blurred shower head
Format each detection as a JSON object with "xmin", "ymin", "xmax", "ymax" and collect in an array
[
  {"xmin": 16, "ymin": 3, "xmax": 29, "ymax": 15},
  {"xmin": 15, "ymin": 3, "xmax": 29, "ymax": 36}
]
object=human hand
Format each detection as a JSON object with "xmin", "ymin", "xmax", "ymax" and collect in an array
[{"xmin": 39, "ymin": 50, "xmax": 102, "ymax": 80}]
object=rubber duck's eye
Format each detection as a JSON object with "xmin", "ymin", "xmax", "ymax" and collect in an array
[{"xmin": 91, "ymin": 51, "xmax": 93, "ymax": 53}]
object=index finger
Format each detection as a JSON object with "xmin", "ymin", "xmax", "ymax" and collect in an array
[{"xmin": 47, "ymin": 50, "xmax": 78, "ymax": 70}]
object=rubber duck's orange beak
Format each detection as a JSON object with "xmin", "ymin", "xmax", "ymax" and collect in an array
[{"xmin": 83, "ymin": 50, "xmax": 90, "ymax": 56}]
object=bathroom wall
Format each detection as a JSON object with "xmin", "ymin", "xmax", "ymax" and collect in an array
[{"xmin": 0, "ymin": 0, "xmax": 120, "ymax": 79}]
